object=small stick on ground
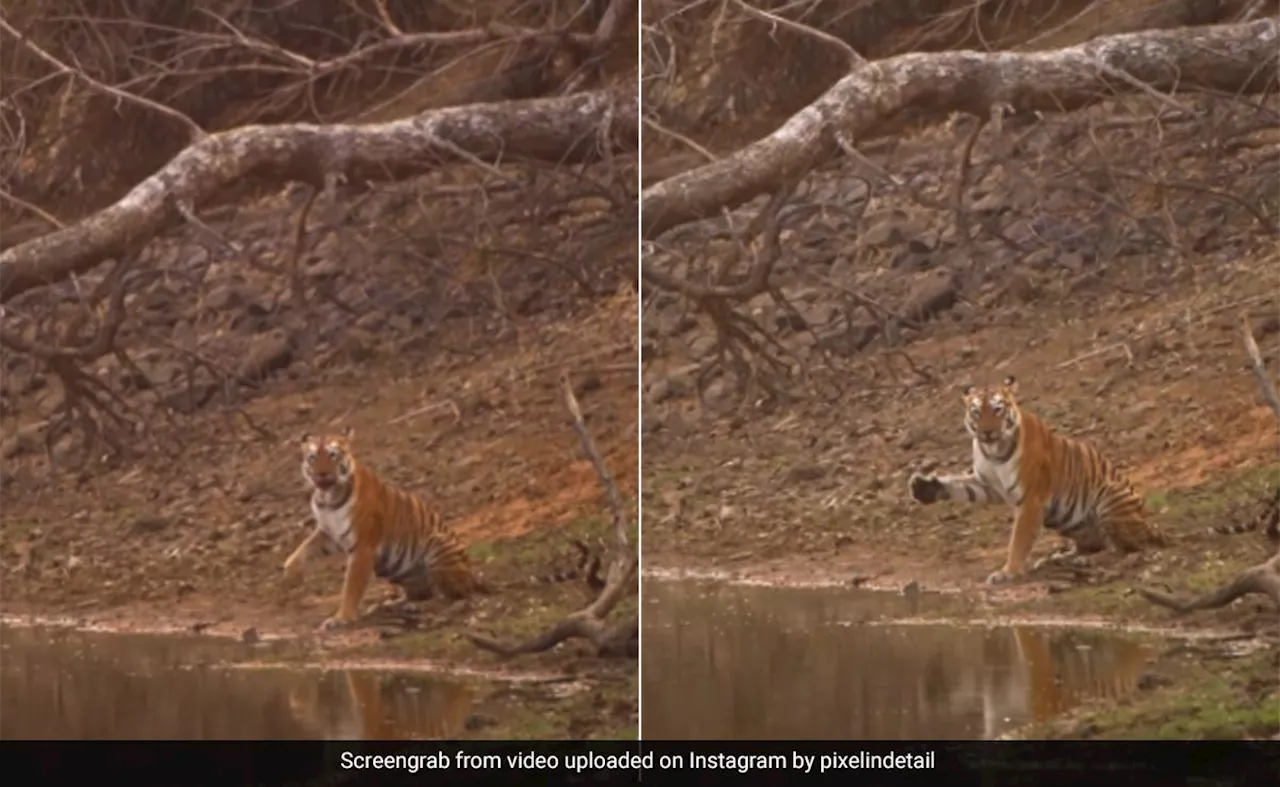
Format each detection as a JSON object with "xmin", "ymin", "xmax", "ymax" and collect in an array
[{"xmin": 464, "ymin": 370, "xmax": 637, "ymax": 658}]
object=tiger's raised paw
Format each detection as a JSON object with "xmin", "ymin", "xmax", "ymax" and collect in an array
[{"xmin": 908, "ymin": 473, "xmax": 945, "ymax": 505}]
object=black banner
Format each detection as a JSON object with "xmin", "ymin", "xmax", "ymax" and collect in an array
[{"xmin": 3, "ymin": 740, "xmax": 1277, "ymax": 786}]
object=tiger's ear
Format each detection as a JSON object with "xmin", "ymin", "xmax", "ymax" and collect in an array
[
  {"xmin": 299, "ymin": 433, "xmax": 311, "ymax": 445},
  {"xmin": 960, "ymin": 383, "xmax": 976, "ymax": 398},
  {"xmin": 1001, "ymin": 375, "xmax": 1018, "ymax": 393},
  {"xmin": 342, "ymin": 425, "xmax": 355, "ymax": 440}
]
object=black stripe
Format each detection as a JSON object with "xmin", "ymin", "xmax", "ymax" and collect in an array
[{"xmin": 965, "ymin": 486, "xmax": 976, "ymax": 502}]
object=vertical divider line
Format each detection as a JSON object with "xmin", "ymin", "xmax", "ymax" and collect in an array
[{"xmin": 634, "ymin": 0, "xmax": 646, "ymax": 755}]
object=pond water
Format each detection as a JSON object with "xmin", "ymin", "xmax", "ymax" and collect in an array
[
  {"xmin": 641, "ymin": 579, "xmax": 1155, "ymax": 740},
  {"xmin": 0, "ymin": 623, "xmax": 486, "ymax": 740}
]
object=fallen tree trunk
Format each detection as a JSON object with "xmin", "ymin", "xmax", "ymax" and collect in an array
[
  {"xmin": 640, "ymin": 18, "xmax": 1277, "ymax": 240},
  {"xmin": 0, "ymin": 88, "xmax": 638, "ymax": 304}
]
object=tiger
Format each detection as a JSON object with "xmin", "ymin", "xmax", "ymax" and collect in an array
[
  {"xmin": 287, "ymin": 670, "xmax": 473, "ymax": 740},
  {"xmin": 283, "ymin": 428, "xmax": 599, "ymax": 631},
  {"xmin": 906, "ymin": 375, "xmax": 1165, "ymax": 586},
  {"xmin": 1208, "ymin": 485, "xmax": 1280, "ymax": 545}
]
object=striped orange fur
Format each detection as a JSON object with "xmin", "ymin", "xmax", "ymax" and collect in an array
[
  {"xmin": 283, "ymin": 427, "xmax": 485, "ymax": 631},
  {"xmin": 907, "ymin": 376, "xmax": 1165, "ymax": 586}
]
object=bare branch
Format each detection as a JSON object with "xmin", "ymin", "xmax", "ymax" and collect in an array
[
  {"xmin": 560, "ymin": 368, "xmax": 630, "ymax": 550},
  {"xmin": 732, "ymin": 0, "xmax": 866, "ymax": 69},
  {"xmin": 0, "ymin": 16, "xmax": 206, "ymax": 141},
  {"xmin": 1241, "ymin": 311, "xmax": 1280, "ymax": 420},
  {"xmin": 0, "ymin": 89, "xmax": 638, "ymax": 303},
  {"xmin": 641, "ymin": 19, "xmax": 1278, "ymax": 239}
]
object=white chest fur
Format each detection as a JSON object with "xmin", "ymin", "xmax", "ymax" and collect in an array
[
  {"xmin": 971, "ymin": 440, "xmax": 1022, "ymax": 503},
  {"xmin": 311, "ymin": 495, "xmax": 356, "ymax": 553}
]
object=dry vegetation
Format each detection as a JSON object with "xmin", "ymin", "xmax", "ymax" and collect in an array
[
  {"xmin": 1, "ymin": 0, "xmax": 638, "ymax": 739},
  {"xmin": 639, "ymin": 0, "xmax": 1279, "ymax": 738}
]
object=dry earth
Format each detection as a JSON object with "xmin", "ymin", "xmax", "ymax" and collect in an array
[{"xmin": 1, "ymin": 173, "xmax": 640, "ymax": 739}]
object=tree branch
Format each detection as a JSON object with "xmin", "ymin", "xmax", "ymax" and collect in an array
[
  {"xmin": 0, "ymin": 16, "xmax": 207, "ymax": 142},
  {"xmin": 1241, "ymin": 311, "xmax": 1280, "ymax": 420},
  {"xmin": 640, "ymin": 18, "xmax": 1278, "ymax": 239},
  {"xmin": 0, "ymin": 88, "xmax": 638, "ymax": 303}
]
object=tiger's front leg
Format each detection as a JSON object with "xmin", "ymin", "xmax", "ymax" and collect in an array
[
  {"xmin": 987, "ymin": 495, "xmax": 1046, "ymax": 586},
  {"xmin": 282, "ymin": 527, "xmax": 328, "ymax": 586},
  {"xmin": 321, "ymin": 544, "xmax": 376, "ymax": 631},
  {"xmin": 909, "ymin": 471, "xmax": 1001, "ymax": 505}
]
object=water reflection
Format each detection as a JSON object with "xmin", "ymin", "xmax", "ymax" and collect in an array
[
  {"xmin": 0, "ymin": 624, "xmax": 473, "ymax": 740},
  {"xmin": 641, "ymin": 580, "xmax": 1151, "ymax": 740}
]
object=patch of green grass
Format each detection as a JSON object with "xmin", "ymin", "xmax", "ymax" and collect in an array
[
  {"xmin": 1144, "ymin": 489, "xmax": 1171, "ymax": 513},
  {"xmin": 1156, "ymin": 462, "xmax": 1279, "ymax": 532},
  {"xmin": 469, "ymin": 513, "xmax": 636, "ymax": 572},
  {"xmin": 1029, "ymin": 647, "xmax": 1279, "ymax": 740}
]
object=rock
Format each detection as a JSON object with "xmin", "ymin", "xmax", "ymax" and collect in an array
[
  {"xmin": 305, "ymin": 258, "xmax": 342, "ymax": 280},
  {"xmin": 340, "ymin": 329, "xmax": 378, "ymax": 363},
  {"xmin": 203, "ymin": 284, "xmax": 245, "ymax": 313},
  {"xmin": 861, "ymin": 209, "xmax": 924, "ymax": 248},
  {"xmin": 0, "ymin": 422, "xmax": 47, "ymax": 459},
  {"xmin": 898, "ymin": 269, "xmax": 959, "ymax": 324},
  {"xmin": 237, "ymin": 331, "xmax": 294, "ymax": 383},
  {"xmin": 355, "ymin": 310, "xmax": 388, "ymax": 332},
  {"xmin": 648, "ymin": 375, "xmax": 690, "ymax": 404},
  {"xmin": 130, "ymin": 515, "xmax": 172, "ymax": 535}
]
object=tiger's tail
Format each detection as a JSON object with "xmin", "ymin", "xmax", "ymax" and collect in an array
[
  {"xmin": 1208, "ymin": 487, "xmax": 1280, "ymax": 543},
  {"xmin": 501, "ymin": 538, "xmax": 607, "ymax": 591}
]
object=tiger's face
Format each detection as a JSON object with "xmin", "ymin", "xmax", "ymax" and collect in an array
[
  {"xmin": 301, "ymin": 428, "xmax": 355, "ymax": 491},
  {"xmin": 962, "ymin": 376, "xmax": 1021, "ymax": 448}
]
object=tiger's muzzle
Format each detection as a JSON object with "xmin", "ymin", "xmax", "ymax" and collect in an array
[{"xmin": 309, "ymin": 472, "xmax": 339, "ymax": 491}]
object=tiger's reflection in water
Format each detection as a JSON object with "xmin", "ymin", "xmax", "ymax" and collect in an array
[
  {"xmin": 945, "ymin": 626, "xmax": 1150, "ymax": 739},
  {"xmin": 287, "ymin": 669, "xmax": 474, "ymax": 740}
]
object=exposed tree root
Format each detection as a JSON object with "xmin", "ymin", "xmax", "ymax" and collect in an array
[{"xmin": 1137, "ymin": 554, "xmax": 1280, "ymax": 614}]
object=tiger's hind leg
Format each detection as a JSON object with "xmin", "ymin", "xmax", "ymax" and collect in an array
[
  {"xmin": 1031, "ymin": 521, "xmax": 1108, "ymax": 573},
  {"xmin": 1097, "ymin": 486, "xmax": 1164, "ymax": 554},
  {"xmin": 432, "ymin": 564, "xmax": 488, "ymax": 600}
]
